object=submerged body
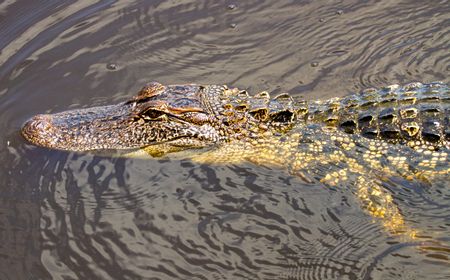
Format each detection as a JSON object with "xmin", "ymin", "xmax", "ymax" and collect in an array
[{"xmin": 22, "ymin": 81, "xmax": 450, "ymax": 234}]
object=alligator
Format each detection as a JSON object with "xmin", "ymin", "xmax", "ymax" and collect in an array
[{"xmin": 22, "ymin": 81, "xmax": 450, "ymax": 235}]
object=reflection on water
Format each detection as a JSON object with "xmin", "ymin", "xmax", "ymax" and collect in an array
[{"xmin": 0, "ymin": 0, "xmax": 449, "ymax": 279}]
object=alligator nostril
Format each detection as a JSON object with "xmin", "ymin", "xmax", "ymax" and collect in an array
[{"xmin": 30, "ymin": 115, "xmax": 52, "ymax": 130}]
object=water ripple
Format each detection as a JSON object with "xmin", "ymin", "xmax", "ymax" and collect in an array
[{"xmin": 0, "ymin": 0, "xmax": 449, "ymax": 279}]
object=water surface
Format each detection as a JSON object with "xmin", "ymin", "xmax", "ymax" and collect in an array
[{"xmin": 0, "ymin": 0, "xmax": 449, "ymax": 279}]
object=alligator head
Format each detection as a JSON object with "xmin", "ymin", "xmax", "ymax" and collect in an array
[{"xmin": 22, "ymin": 82, "xmax": 227, "ymax": 151}]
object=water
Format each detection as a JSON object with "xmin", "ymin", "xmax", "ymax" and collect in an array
[{"xmin": 0, "ymin": 0, "xmax": 449, "ymax": 279}]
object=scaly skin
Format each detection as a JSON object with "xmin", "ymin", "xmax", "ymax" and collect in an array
[{"xmin": 22, "ymin": 81, "xmax": 450, "ymax": 235}]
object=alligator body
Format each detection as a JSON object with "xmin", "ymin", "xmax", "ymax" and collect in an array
[
  {"xmin": 22, "ymin": 81, "xmax": 450, "ymax": 235},
  {"xmin": 22, "ymin": 81, "xmax": 449, "ymax": 151}
]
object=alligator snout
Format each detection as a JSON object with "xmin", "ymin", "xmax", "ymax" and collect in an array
[{"xmin": 22, "ymin": 114, "xmax": 57, "ymax": 148}]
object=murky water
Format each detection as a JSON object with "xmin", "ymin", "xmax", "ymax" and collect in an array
[{"xmin": 0, "ymin": 0, "xmax": 449, "ymax": 279}]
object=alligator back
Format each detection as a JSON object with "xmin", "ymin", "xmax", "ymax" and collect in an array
[{"xmin": 307, "ymin": 82, "xmax": 449, "ymax": 150}]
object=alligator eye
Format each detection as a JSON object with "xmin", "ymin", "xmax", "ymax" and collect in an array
[{"xmin": 143, "ymin": 109, "xmax": 165, "ymax": 119}]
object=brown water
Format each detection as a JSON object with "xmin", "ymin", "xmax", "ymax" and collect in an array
[{"xmin": 0, "ymin": 0, "xmax": 449, "ymax": 279}]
